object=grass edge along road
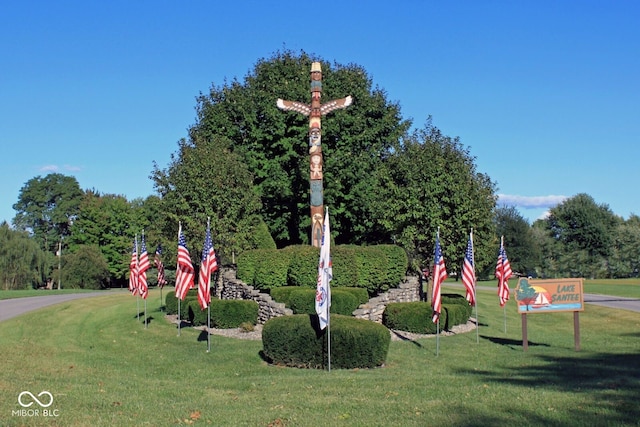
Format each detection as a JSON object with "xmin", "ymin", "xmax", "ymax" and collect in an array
[{"xmin": 0, "ymin": 284, "xmax": 639, "ymax": 426}]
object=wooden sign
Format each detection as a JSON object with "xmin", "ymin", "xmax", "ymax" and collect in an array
[
  {"xmin": 515, "ymin": 277, "xmax": 584, "ymax": 352},
  {"xmin": 515, "ymin": 278, "xmax": 584, "ymax": 314}
]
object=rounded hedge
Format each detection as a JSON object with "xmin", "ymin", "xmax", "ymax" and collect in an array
[
  {"xmin": 186, "ymin": 299, "xmax": 259, "ymax": 328},
  {"xmin": 237, "ymin": 244, "xmax": 408, "ymax": 295},
  {"xmin": 287, "ymin": 288, "xmax": 359, "ymax": 316},
  {"xmin": 262, "ymin": 314, "xmax": 390, "ymax": 369},
  {"xmin": 382, "ymin": 295, "xmax": 472, "ymax": 333},
  {"xmin": 382, "ymin": 302, "xmax": 442, "ymax": 334}
]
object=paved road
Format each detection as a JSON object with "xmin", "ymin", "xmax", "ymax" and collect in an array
[
  {"xmin": 582, "ymin": 293, "xmax": 640, "ymax": 312},
  {"xmin": 0, "ymin": 292, "xmax": 116, "ymax": 322}
]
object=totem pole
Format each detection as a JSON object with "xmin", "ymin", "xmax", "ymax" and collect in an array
[{"xmin": 277, "ymin": 62, "xmax": 352, "ymax": 247}]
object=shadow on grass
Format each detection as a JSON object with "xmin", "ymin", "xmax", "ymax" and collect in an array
[
  {"xmin": 197, "ymin": 330, "xmax": 210, "ymax": 342},
  {"xmin": 390, "ymin": 330, "xmax": 424, "ymax": 347},
  {"xmin": 480, "ymin": 335, "xmax": 550, "ymax": 349},
  {"xmin": 453, "ymin": 351, "xmax": 640, "ymax": 425}
]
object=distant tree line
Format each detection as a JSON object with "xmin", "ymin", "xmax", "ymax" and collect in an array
[{"xmin": 2, "ymin": 51, "xmax": 637, "ymax": 289}]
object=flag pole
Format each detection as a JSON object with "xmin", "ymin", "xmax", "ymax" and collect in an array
[
  {"xmin": 503, "ymin": 306, "xmax": 507, "ymax": 334},
  {"xmin": 471, "ymin": 228, "xmax": 479, "ymax": 344},
  {"xmin": 436, "ymin": 319, "xmax": 440, "ymax": 356},
  {"xmin": 206, "ymin": 217, "xmax": 211, "ymax": 353},
  {"xmin": 207, "ymin": 305, "xmax": 211, "ymax": 353},
  {"xmin": 327, "ymin": 313, "xmax": 331, "ymax": 372},
  {"xmin": 177, "ymin": 298, "xmax": 181, "ymax": 336},
  {"xmin": 135, "ymin": 235, "xmax": 140, "ymax": 323},
  {"xmin": 143, "ymin": 230, "xmax": 148, "ymax": 329},
  {"xmin": 435, "ymin": 227, "xmax": 440, "ymax": 356}
]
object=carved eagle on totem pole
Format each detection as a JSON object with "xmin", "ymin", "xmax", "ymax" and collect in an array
[{"xmin": 276, "ymin": 96, "xmax": 353, "ymax": 116}]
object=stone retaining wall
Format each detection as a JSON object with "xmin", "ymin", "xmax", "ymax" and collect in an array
[
  {"xmin": 218, "ymin": 267, "xmax": 421, "ymax": 324},
  {"xmin": 352, "ymin": 276, "xmax": 421, "ymax": 323},
  {"xmin": 218, "ymin": 268, "xmax": 292, "ymax": 324}
]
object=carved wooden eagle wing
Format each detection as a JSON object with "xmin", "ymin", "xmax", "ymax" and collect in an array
[
  {"xmin": 276, "ymin": 99, "xmax": 311, "ymax": 116},
  {"xmin": 320, "ymin": 95, "xmax": 353, "ymax": 115}
]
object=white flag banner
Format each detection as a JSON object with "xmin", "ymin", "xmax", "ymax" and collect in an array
[{"xmin": 315, "ymin": 208, "xmax": 332, "ymax": 329}]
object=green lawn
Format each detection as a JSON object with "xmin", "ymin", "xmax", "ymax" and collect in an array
[{"xmin": 0, "ymin": 285, "xmax": 639, "ymax": 426}]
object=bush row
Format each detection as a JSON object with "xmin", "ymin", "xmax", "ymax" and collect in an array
[
  {"xmin": 262, "ymin": 314, "xmax": 391, "ymax": 369},
  {"xmin": 165, "ymin": 290, "xmax": 258, "ymax": 328},
  {"xmin": 270, "ymin": 286, "xmax": 369, "ymax": 314},
  {"xmin": 382, "ymin": 293, "xmax": 472, "ymax": 333},
  {"xmin": 237, "ymin": 244, "xmax": 408, "ymax": 295}
]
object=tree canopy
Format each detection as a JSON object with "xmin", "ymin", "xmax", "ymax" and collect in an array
[
  {"xmin": 12, "ymin": 173, "xmax": 83, "ymax": 253},
  {"xmin": 189, "ymin": 49, "xmax": 410, "ymax": 246}
]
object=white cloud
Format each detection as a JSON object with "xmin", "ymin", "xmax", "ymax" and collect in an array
[
  {"xmin": 38, "ymin": 164, "xmax": 83, "ymax": 173},
  {"xmin": 498, "ymin": 194, "xmax": 567, "ymax": 209}
]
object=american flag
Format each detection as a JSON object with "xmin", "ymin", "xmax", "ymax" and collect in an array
[
  {"xmin": 175, "ymin": 224, "xmax": 194, "ymax": 301},
  {"xmin": 431, "ymin": 232, "xmax": 448, "ymax": 324},
  {"xmin": 315, "ymin": 208, "xmax": 332, "ymax": 330},
  {"xmin": 496, "ymin": 237, "xmax": 512, "ymax": 307},
  {"xmin": 461, "ymin": 232, "xmax": 476, "ymax": 307},
  {"xmin": 198, "ymin": 221, "xmax": 218, "ymax": 310},
  {"xmin": 137, "ymin": 234, "xmax": 150, "ymax": 299},
  {"xmin": 128, "ymin": 238, "xmax": 138, "ymax": 295},
  {"xmin": 154, "ymin": 245, "xmax": 167, "ymax": 288}
]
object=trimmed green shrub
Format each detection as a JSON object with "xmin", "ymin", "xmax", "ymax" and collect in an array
[
  {"xmin": 254, "ymin": 250, "xmax": 292, "ymax": 290},
  {"xmin": 355, "ymin": 246, "xmax": 389, "ymax": 295},
  {"xmin": 262, "ymin": 314, "xmax": 390, "ymax": 369},
  {"xmin": 442, "ymin": 293, "xmax": 472, "ymax": 320},
  {"xmin": 165, "ymin": 291, "xmax": 178, "ymax": 315},
  {"xmin": 236, "ymin": 249, "xmax": 264, "ymax": 284},
  {"xmin": 382, "ymin": 298, "xmax": 471, "ymax": 333},
  {"xmin": 378, "ymin": 244, "xmax": 408, "ymax": 287},
  {"xmin": 382, "ymin": 302, "xmax": 441, "ymax": 334},
  {"xmin": 187, "ymin": 298, "xmax": 259, "ymax": 328},
  {"xmin": 269, "ymin": 286, "xmax": 300, "ymax": 306},
  {"xmin": 330, "ymin": 246, "xmax": 358, "ymax": 288},
  {"xmin": 211, "ymin": 299, "xmax": 259, "ymax": 328},
  {"xmin": 287, "ymin": 288, "xmax": 359, "ymax": 315},
  {"xmin": 238, "ymin": 244, "xmax": 408, "ymax": 295},
  {"xmin": 286, "ymin": 245, "xmax": 320, "ymax": 287},
  {"xmin": 339, "ymin": 287, "xmax": 369, "ymax": 306},
  {"xmin": 443, "ymin": 304, "xmax": 468, "ymax": 330}
]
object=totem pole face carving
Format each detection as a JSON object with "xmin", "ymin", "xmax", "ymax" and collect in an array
[
  {"xmin": 310, "ymin": 154, "xmax": 323, "ymax": 180},
  {"xmin": 309, "ymin": 126, "xmax": 321, "ymax": 150}
]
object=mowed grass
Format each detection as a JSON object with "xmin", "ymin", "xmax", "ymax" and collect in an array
[{"xmin": 0, "ymin": 283, "xmax": 639, "ymax": 426}]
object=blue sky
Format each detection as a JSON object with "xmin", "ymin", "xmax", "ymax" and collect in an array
[{"xmin": 1, "ymin": 1, "xmax": 638, "ymax": 226}]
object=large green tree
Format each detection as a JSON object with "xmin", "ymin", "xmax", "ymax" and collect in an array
[
  {"xmin": 12, "ymin": 173, "xmax": 83, "ymax": 253},
  {"xmin": 544, "ymin": 193, "xmax": 620, "ymax": 278},
  {"xmin": 375, "ymin": 121, "xmax": 497, "ymax": 274},
  {"xmin": 494, "ymin": 205, "xmax": 541, "ymax": 277},
  {"xmin": 152, "ymin": 134, "xmax": 266, "ymax": 265},
  {"xmin": 608, "ymin": 215, "xmax": 640, "ymax": 278},
  {"xmin": 189, "ymin": 50, "xmax": 410, "ymax": 246},
  {"xmin": 67, "ymin": 191, "xmax": 143, "ymax": 285},
  {"xmin": 0, "ymin": 222, "xmax": 48, "ymax": 289}
]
